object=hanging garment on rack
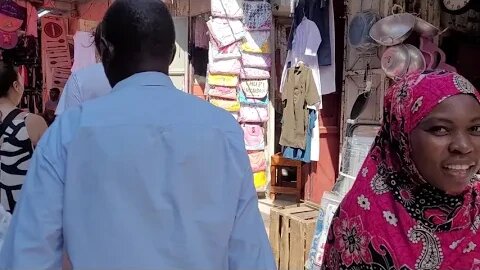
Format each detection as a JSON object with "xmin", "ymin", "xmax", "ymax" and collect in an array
[
  {"xmin": 308, "ymin": 107, "xmax": 320, "ymax": 161},
  {"xmin": 71, "ymin": 31, "xmax": 96, "ymax": 73},
  {"xmin": 192, "ymin": 47, "xmax": 208, "ymax": 77},
  {"xmin": 288, "ymin": 0, "xmax": 331, "ymax": 66},
  {"xmin": 18, "ymin": 65, "xmax": 28, "ymax": 87},
  {"xmin": 24, "ymin": 0, "xmax": 38, "ymax": 37},
  {"xmin": 282, "ymin": 108, "xmax": 316, "ymax": 163},
  {"xmin": 280, "ymin": 17, "xmax": 322, "ymax": 103},
  {"xmin": 194, "ymin": 17, "xmax": 209, "ymax": 49},
  {"xmin": 318, "ymin": 0, "xmax": 336, "ymax": 94},
  {"xmin": 280, "ymin": 65, "xmax": 321, "ymax": 149}
]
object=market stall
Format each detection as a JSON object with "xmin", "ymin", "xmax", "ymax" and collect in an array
[{"xmin": 305, "ymin": 0, "xmax": 480, "ymax": 269}]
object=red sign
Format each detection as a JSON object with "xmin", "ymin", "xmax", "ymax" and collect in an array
[{"xmin": 43, "ymin": 22, "xmax": 63, "ymax": 38}]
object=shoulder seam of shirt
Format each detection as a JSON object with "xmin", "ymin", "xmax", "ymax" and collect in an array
[{"xmin": 35, "ymin": 145, "xmax": 65, "ymax": 184}]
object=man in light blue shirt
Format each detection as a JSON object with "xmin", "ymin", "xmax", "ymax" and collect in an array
[
  {"xmin": 0, "ymin": 0, "xmax": 275, "ymax": 269},
  {"xmin": 55, "ymin": 63, "xmax": 112, "ymax": 116},
  {"xmin": 56, "ymin": 23, "xmax": 112, "ymax": 116}
]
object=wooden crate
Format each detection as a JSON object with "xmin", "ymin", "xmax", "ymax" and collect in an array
[{"xmin": 269, "ymin": 204, "xmax": 319, "ymax": 270}]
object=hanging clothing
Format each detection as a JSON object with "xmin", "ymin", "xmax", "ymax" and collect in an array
[
  {"xmin": 192, "ymin": 47, "xmax": 208, "ymax": 77},
  {"xmin": 21, "ymin": 0, "xmax": 38, "ymax": 37},
  {"xmin": 0, "ymin": 72, "xmax": 275, "ymax": 269},
  {"xmin": 0, "ymin": 109, "xmax": 34, "ymax": 213},
  {"xmin": 282, "ymin": 109, "xmax": 316, "ymax": 163},
  {"xmin": 281, "ymin": 17, "xmax": 322, "ymax": 104},
  {"xmin": 321, "ymin": 71, "xmax": 480, "ymax": 269},
  {"xmin": 280, "ymin": 65, "xmax": 320, "ymax": 149},
  {"xmin": 318, "ymin": 0, "xmax": 336, "ymax": 94},
  {"xmin": 71, "ymin": 31, "xmax": 96, "ymax": 73},
  {"xmin": 288, "ymin": 0, "xmax": 331, "ymax": 66},
  {"xmin": 194, "ymin": 17, "xmax": 209, "ymax": 49},
  {"xmin": 308, "ymin": 108, "xmax": 320, "ymax": 161}
]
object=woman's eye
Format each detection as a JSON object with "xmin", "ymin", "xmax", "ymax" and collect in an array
[
  {"xmin": 470, "ymin": 126, "xmax": 480, "ymax": 134},
  {"xmin": 428, "ymin": 126, "xmax": 449, "ymax": 136}
]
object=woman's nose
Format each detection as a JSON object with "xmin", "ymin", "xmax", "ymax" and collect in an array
[{"xmin": 449, "ymin": 132, "xmax": 474, "ymax": 154}]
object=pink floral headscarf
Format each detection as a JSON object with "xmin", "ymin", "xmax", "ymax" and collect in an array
[{"xmin": 321, "ymin": 70, "xmax": 480, "ymax": 270}]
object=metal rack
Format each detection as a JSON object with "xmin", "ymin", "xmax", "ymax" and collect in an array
[{"xmin": 333, "ymin": 122, "xmax": 380, "ymax": 196}]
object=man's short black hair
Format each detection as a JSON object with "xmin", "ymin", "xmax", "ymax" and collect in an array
[{"xmin": 99, "ymin": 0, "xmax": 175, "ymax": 61}]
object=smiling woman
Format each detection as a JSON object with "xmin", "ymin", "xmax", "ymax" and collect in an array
[
  {"xmin": 411, "ymin": 94, "xmax": 480, "ymax": 195},
  {"xmin": 321, "ymin": 70, "xmax": 480, "ymax": 270}
]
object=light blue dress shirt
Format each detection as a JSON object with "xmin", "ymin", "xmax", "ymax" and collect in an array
[
  {"xmin": 0, "ymin": 72, "xmax": 275, "ymax": 269},
  {"xmin": 55, "ymin": 63, "xmax": 112, "ymax": 116}
]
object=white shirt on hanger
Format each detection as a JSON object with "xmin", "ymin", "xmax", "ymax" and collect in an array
[{"xmin": 280, "ymin": 17, "xmax": 322, "ymax": 101}]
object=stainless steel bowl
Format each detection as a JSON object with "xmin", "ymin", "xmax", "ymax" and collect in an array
[
  {"xmin": 381, "ymin": 44, "xmax": 411, "ymax": 79},
  {"xmin": 414, "ymin": 17, "xmax": 440, "ymax": 37},
  {"xmin": 405, "ymin": 44, "xmax": 426, "ymax": 74},
  {"xmin": 370, "ymin": 13, "xmax": 416, "ymax": 46}
]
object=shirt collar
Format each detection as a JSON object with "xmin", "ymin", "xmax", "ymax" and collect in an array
[{"xmin": 112, "ymin": 72, "xmax": 174, "ymax": 92}]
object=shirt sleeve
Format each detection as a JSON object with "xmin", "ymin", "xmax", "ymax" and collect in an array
[
  {"xmin": 306, "ymin": 69, "xmax": 321, "ymax": 106},
  {"xmin": 0, "ymin": 204, "xmax": 11, "ymax": 252},
  {"xmin": 304, "ymin": 21, "xmax": 321, "ymax": 56},
  {"xmin": 55, "ymin": 73, "xmax": 82, "ymax": 116},
  {"xmin": 227, "ymin": 131, "xmax": 276, "ymax": 270},
  {"xmin": 0, "ymin": 109, "xmax": 77, "ymax": 269}
]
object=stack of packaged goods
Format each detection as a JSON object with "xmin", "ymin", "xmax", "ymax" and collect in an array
[
  {"xmin": 207, "ymin": 0, "xmax": 244, "ymax": 119},
  {"xmin": 207, "ymin": 0, "xmax": 272, "ymax": 190},
  {"xmin": 239, "ymin": 1, "xmax": 272, "ymax": 190}
]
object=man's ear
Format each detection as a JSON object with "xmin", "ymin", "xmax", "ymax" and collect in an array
[
  {"xmin": 169, "ymin": 45, "xmax": 177, "ymax": 65},
  {"xmin": 100, "ymin": 37, "xmax": 115, "ymax": 63}
]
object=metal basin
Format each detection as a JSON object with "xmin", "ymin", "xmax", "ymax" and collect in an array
[
  {"xmin": 381, "ymin": 44, "xmax": 411, "ymax": 79},
  {"xmin": 414, "ymin": 17, "xmax": 440, "ymax": 37},
  {"xmin": 405, "ymin": 44, "xmax": 426, "ymax": 74},
  {"xmin": 370, "ymin": 13, "xmax": 416, "ymax": 46}
]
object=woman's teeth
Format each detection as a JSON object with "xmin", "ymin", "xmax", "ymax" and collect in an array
[{"xmin": 445, "ymin": 165, "xmax": 472, "ymax": 170}]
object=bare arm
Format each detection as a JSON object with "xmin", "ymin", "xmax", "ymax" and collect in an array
[{"xmin": 25, "ymin": 114, "xmax": 48, "ymax": 146}]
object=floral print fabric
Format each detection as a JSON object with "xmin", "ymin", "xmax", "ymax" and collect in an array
[{"xmin": 321, "ymin": 70, "xmax": 480, "ymax": 270}]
